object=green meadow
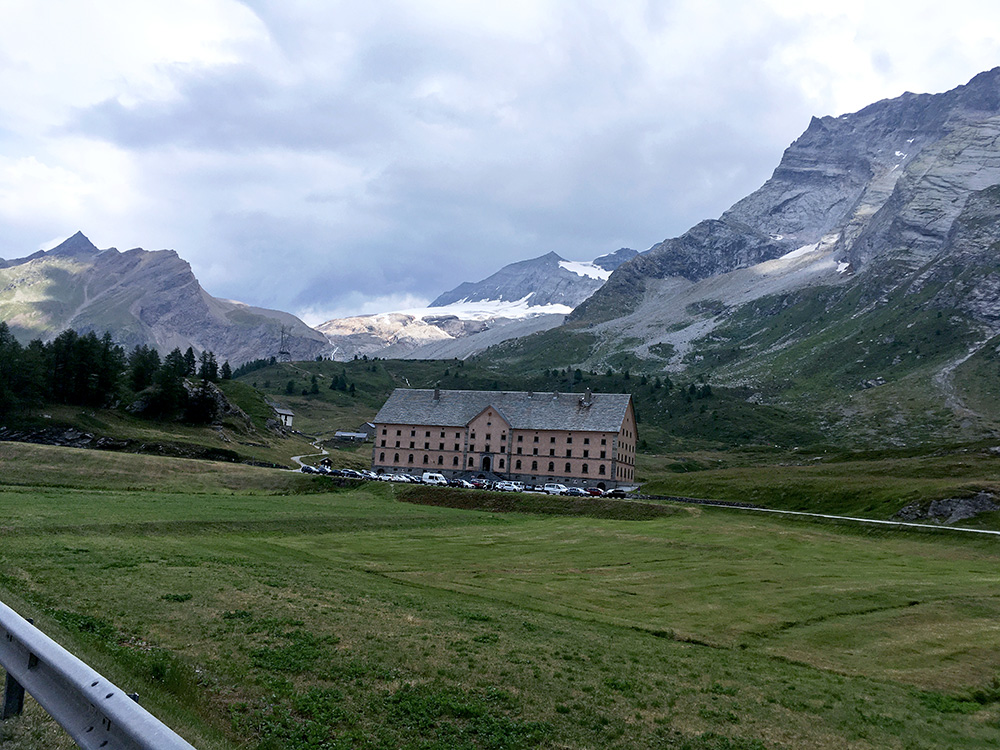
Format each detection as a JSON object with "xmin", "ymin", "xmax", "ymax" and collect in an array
[{"xmin": 2, "ymin": 442, "xmax": 1000, "ymax": 749}]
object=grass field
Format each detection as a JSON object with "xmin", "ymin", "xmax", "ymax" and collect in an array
[
  {"xmin": 637, "ymin": 447, "xmax": 1000, "ymax": 527},
  {"xmin": 2, "ymin": 442, "xmax": 1000, "ymax": 749}
]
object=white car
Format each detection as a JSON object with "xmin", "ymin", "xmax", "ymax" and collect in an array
[{"xmin": 543, "ymin": 483, "xmax": 568, "ymax": 495}]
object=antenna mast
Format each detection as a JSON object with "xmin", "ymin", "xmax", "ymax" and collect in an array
[{"xmin": 278, "ymin": 325, "xmax": 292, "ymax": 363}]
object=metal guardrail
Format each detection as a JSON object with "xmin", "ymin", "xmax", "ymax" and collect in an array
[{"xmin": 0, "ymin": 599, "xmax": 196, "ymax": 749}]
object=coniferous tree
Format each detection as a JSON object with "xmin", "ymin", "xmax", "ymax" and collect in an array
[
  {"xmin": 220, "ymin": 361, "xmax": 232, "ymax": 380},
  {"xmin": 0, "ymin": 322, "xmax": 23, "ymax": 416},
  {"xmin": 163, "ymin": 348, "xmax": 188, "ymax": 378},
  {"xmin": 198, "ymin": 350, "xmax": 218, "ymax": 382},
  {"xmin": 128, "ymin": 345, "xmax": 161, "ymax": 392},
  {"xmin": 183, "ymin": 347, "xmax": 197, "ymax": 376}
]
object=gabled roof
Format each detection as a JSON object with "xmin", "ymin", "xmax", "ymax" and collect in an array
[{"xmin": 373, "ymin": 389, "xmax": 632, "ymax": 433}]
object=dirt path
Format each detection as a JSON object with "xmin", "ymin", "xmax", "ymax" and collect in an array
[
  {"xmin": 932, "ymin": 331, "xmax": 995, "ymax": 423},
  {"xmin": 291, "ymin": 440, "xmax": 329, "ymax": 468}
]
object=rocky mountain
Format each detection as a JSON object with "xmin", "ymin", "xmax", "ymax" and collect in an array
[
  {"xmin": 430, "ymin": 248, "xmax": 637, "ymax": 308},
  {"xmin": 488, "ymin": 67, "xmax": 1000, "ymax": 447},
  {"xmin": 317, "ymin": 249, "xmax": 637, "ymax": 360},
  {"xmin": 0, "ymin": 232, "xmax": 327, "ymax": 365}
]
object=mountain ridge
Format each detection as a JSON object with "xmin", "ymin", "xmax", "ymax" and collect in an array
[{"xmin": 0, "ymin": 233, "xmax": 327, "ymax": 365}]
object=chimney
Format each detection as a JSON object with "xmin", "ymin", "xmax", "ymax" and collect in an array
[{"xmin": 433, "ymin": 388, "xmax": 440, "ymax": 401}]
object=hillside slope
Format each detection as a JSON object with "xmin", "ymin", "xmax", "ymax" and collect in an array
[
  {"xmin": 0, "ymin": 232, "xmax": 327, "ymax": 365},
  {"xmin": 485, "ymin": 68, "xmax": 1000, "ymax": 447}
]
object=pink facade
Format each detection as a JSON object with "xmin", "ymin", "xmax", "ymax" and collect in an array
[{"xmin": 372, "ymin": 389, "xmax": 636, "ymax": 488}]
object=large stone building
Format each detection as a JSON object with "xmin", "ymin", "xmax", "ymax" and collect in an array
[{"xmin": 371, "ymin": 388, "xmax": 637, "ymax": 488}]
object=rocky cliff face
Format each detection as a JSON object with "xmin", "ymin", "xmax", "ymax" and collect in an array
[
  {"xmin": 0, "ymin": 232, "xmax": 327, "ymax": 365},
  {"xmin": 573, "ymin": 67, "xmax": 1000, "ymax": 327},
  {"xmin": 488, "ymin": 67, "xmax": 1000, "ymax": 447}
]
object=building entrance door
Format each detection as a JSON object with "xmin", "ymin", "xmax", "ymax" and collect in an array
[{"xmin": 481, "ymin": 456, "xmax": 492, "ymax": 472}]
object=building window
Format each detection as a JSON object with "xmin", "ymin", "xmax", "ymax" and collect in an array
[
  {"xmin": 565, "ymin": 463, "xmax": 571, "ymax": 473},
  {"xmin": 515, "ymin": 459, "xmax": 522, "ymax": 469},
  {"xmin": 439, "ymin": 443, "xmax": 444, "ymax": 450},
  {"xmin": 394, "ymin": 453, "xmax": 399, "ymax": 463},
  {"xmin": 582, "ymin": 463, "xmax": 589, "ymax": 474},
  {"xmin": 471, "ymin": 432, "xmax": 476, "ymax": 440},
  {"xmin": 437, "ymin": 456, "xmax": 443, "ymax": 465},
  {"xmin": 440, "ymin": 431, "xmax": 445, "ymax": 438},
  {"xmin": 453, "ymin": 456, "xmax": 459, "ymax": 466},
  {"xmin": 516, "ymin": 447, "xmax": 522, "ymax": 454},
  {"xmin": 380, "ymin": 440, "xmax": 386, "ymax": 447},
  {"xmin": 498, "ymin": 458, "xmax": 505, "ymax": 468},
  {"xmin": 485, "ymin": 444, "xmax": 490, "ymax": 452},
  {"xmin": 395, "ymin": 441, "xmax": 400, "ymax": 448},
  {"xmin": 486, "ymin": 433, "xmax": 491, "ymax": 441},
  {"xmin": 517, "ymin": 435, "xmax": 523, "ymax": 442},
  {"xmin": 601, "ymin": 438, "xmax": 606, "ymax": 445},
  {"xmin": 379, "ymin": 452, "xmax": 385, "ymax": 462},
  {"xmin": 566, "ymin": 450, "xmax": 572, "ymax": 457},
  {"xmin": 533, "ymin": 436, "xmax": 539, "ymax": 443},
  {"xmin": 425, "ymin": 431, "xmax": 430, "ymax": 437},
  {"xmin": 583, "ymin": 450, "xmax": 589, "ymax": 458},
  {"xmin": 382, "ymin": 429, "xmax": 387, "ymax": 435},
  {"xmin": 548, "ymin": 462, "xmax": 554, "ymax": 472},
  {"xmin": 567, "ymin": 437, "xmax": 573, "ymax": 444},
  {"xmin": 468, "ymin": 457, "xmax": 474, "ymax": 467},
  {"xmin": 533, "ymin": 448, "xmax": 538, "ymax": 455},
  {"xmin": 424, "ymin": 442, "xmax": 429, "ymax": 449},
  {"xmin": 599, "ymin": 464, "xmax": 606, "ymax": 475},
  {"xmin": 549, "ymin": 449, "xmax": 555, "ymax": 456},
  {"xmin": 410, "ymin": 442, "xmax": 415, "ymax": 449},
  {"xmin": 501, "ymin": 433, "xmax": 506, "ymax": 442},
  {"xmin": 456, "ymin": 432, "xmax": 461, "ymax": 438},
  {"xmin": 423, "ymin": 455, "xmax": 429, "ymax": 464},
  {"xmin": 470, "ymin": 444, "xmax": 475, "ymax": 452},
  {"xmin": 584, "ymin": 437, "xmax": 590, "ymax": 445},
  {"xmin": 411, "ymin": 430, "xmax": 415, "ymax": 437},
  {"xmin": 600, "ymin": 450, "xmax": 606, "ymax": 459},
  {"xmin": 532, "ymin": 460, "xmax": 538, "ymax": 470},
  {"xmin": 550, "ymin": 437, "xmax": 556, "ymax": 443},
  {"xmin": 408, "ymin": 454, "xmax": 414, "ymax": 463},
  {"xmin": 454, "ymin": 444, "xmax": 460, "ymax": 451}
]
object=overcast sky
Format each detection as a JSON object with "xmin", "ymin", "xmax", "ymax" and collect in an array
[{"xmin": 2, "ymin": 1, "xmax": 999, "ymax": 323}]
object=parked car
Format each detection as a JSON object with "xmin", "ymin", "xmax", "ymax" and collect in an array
[
  {"xmin": 422, "ymin": 472, "xmax": 448, "ymax": 486},
  {"xmin": 494, "ymin": 481, "xmax": 521, "ymax": 492},
  {"xmin": 448, "ymin": 479, "xmax": 475, "ymax": 488},
  {"xmin": 585, "ymin": 487, "xmax": 604, "ymax": 496},
  {"xmin": 603, "ymin": 488, "xmax": 627, "ymax": 498},
  {"xmin": 561, "ymin": 487, "xmax": 589, "ymax": 497},
  {"xmin": 543, "ymin": 483, "xmax": 568, "ymax": 495},
  {"xmin": 469, "ymin": 478, "xmax": 488, "ymax": 489},
  {"xmin": 300, "ymin": 464, "xmax": 318, "ymax": 474}
]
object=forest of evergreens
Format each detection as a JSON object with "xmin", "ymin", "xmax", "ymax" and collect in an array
[{"xmin": 0, "ymin": 322, "xmax": 231, "ymax": 423}]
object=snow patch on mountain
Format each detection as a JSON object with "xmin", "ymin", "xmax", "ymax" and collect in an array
[{"xmin": 558, "ymin": 260, "xmax": 612, "ymax": 280}]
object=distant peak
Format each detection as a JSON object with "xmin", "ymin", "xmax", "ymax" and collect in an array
[{"xmin": 47, "ymin": 231, "xmax": 99, "ymax": 258}]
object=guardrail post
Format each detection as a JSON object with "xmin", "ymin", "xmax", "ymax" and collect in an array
[{"xmin": 2, "ymin": 669, "xmax": 25, "ymax": 719}]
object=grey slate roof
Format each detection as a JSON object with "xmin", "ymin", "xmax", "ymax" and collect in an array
[{"xmin": 373, "ymin": 389, "xmax": 632, "ymax": 433}]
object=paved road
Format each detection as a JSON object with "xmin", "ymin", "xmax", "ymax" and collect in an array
[{"xmin": 664, "ymin": 497, "xmax": 1000, "ymax": 536}]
